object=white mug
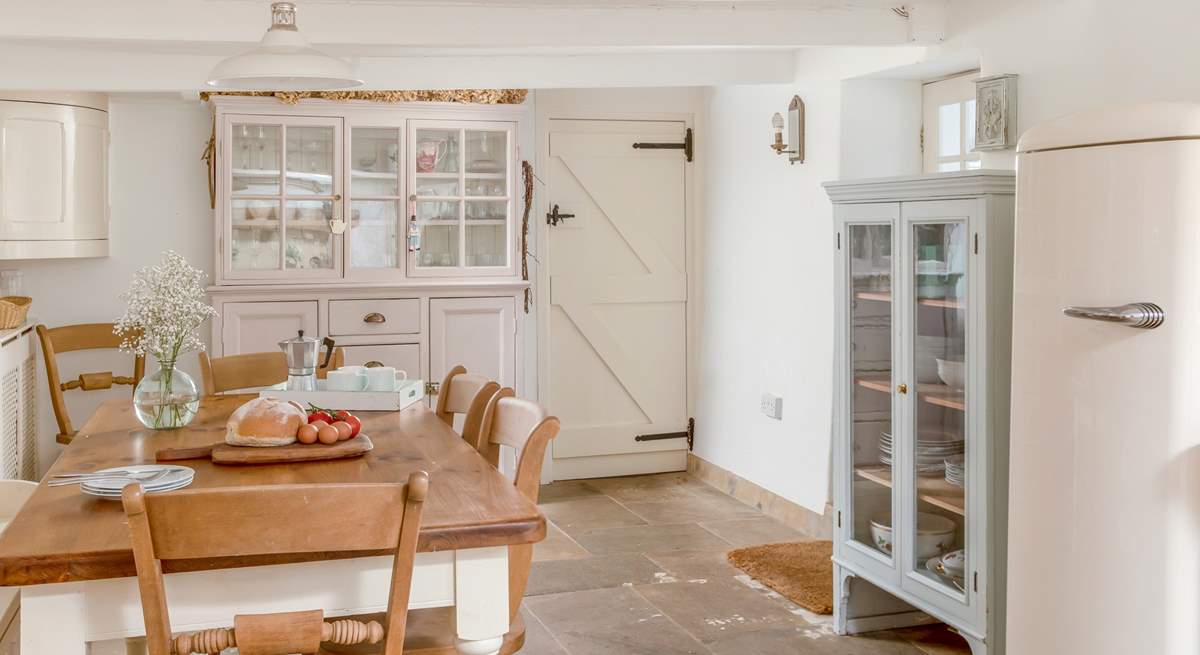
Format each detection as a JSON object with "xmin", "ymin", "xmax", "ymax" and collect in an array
[
  {"xmin": 364, "ymin": 366, "xmax": 407, "ymax": 392},
  {"xmin": 326, "ymin": 369, "xmax": 367, "ymax": 392},
  {"xmin": 337, "ymin": 365, "xmax": 366, "ymax": 375}
]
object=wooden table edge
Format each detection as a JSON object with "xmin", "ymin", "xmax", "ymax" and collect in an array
[{"xmin": 0, "ymin": 514, "xmax": 546, "ymax": 587}]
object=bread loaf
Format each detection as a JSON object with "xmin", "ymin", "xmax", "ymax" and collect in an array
[{"xmin": 225, "ymin": 397, "xmax": 305, "ymax": 447}]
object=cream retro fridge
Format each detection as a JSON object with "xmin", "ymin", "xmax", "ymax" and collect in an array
[{"xmin": 1007, "ymin": 103, "xmax": 1200, "ymax": 655}]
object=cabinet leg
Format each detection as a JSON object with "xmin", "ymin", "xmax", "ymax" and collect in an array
[
  {"xmin": 833, "ymin": 562, "xmax": 854, "ymax": 636},
  {"xmin": 961, "ymin": 631, "xmax": 987, "ymax": 655}
]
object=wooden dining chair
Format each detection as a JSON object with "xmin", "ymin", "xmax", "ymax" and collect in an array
[
  {"xmin": 433, "ymin": 365, "xmax": 501, "ymax": 450},
  {"xmin": 199, "ymin": 348, "xmax": 344, "ymax": 395},
  {"xmin": 122, "ymin": 471, "xmax": 428, "ymax": 655},
  {"xmin": 326, "ymin": 390, "xmax": 559, "ymax": 655},
  {"xmin": 36, "ymin": 323, "xmax": 146, "ymax": 444}
]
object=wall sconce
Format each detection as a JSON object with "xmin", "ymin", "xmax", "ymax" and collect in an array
[{"xmin": 770, "ymin": 95, "xmax": 805, "ymax": 164}]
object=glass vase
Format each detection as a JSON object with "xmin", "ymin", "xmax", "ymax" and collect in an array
[{"xmin": 133, "ymin": 361, "xmax": 200, "ymax": 429}]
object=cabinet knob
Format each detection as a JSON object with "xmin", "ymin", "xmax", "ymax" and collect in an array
[
  {"xmin": 897, "ymin": 383, "xmax": 908, "ymax": 394},
  {"xmin": 364, "ymin": 360, "xmax": 384, "ymax": 368},
  {"xmin": 363, "ymin": 312, "xmax": 386, "ymax": 324}
]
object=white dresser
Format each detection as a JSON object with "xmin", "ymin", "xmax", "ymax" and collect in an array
[{"xmin": 207, "ymin": 97, "xmax": 530, "ymax": 393}]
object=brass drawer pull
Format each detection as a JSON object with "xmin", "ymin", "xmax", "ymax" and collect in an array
[
  {"xmin": 364, "ymin": 361, "xmax": 384, "ymax": 368},
  {"xmin": 363, "ymin": 312, "xmax": 386, "ymax": 324}
]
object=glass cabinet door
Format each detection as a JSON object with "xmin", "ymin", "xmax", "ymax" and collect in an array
[
  {"xmin": 348, "ymin": 126, "xmax": 403, "ymax": 273},
  {"xmin": 409, "ymin": 121, "xmax": 514, "ymax": 276},
  {"xmin": 907, "ymin": 219, "xmax": 968, "ymax": 597},
  {"xmin": 846, "ymin": 223, "xmax": 896, "ymax": 560},
  {"xmin": 226, "ymin": 115, "xmax": 341, "ymax": 278}
]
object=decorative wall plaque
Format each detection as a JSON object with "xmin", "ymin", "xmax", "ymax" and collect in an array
[{"xmin": 974, "ymin": 74, "xmax": 1018, "ymax": 151}]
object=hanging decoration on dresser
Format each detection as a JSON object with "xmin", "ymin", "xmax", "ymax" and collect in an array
[
  {"xmin": 521, "ymin": 161, "xmax": 534, "ymax": 313},
  {"xmin": 199, "ymin": 89, "xmax": 528, "ymax": 105},
  {"xmin": 202, "ymin": 116, "xmax": 217, "ymax": 209}
]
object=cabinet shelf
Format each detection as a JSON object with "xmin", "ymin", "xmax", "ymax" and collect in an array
[
  {"xmin": 855, "ymin": 465, "xmax": 965, "ymax": 516},
  {"xmin": 854, "ymin": 291, "xmax": 964, "ymax": 310},
  {"xmin": 855, "ymin": 377, "xmax": 966, "ymax": 412}
]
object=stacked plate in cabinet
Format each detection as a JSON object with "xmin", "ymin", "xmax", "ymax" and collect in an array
[
  {"xmin": 879, "ymin": 431, "xmax": 965, "ymax": 475},
  {"xmin": 944, "ymin": 454, "xmax": 965, "ymax": 487}
]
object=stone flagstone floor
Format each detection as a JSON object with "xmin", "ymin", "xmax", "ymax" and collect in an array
[{"xmin": 521, "ymin": 472, "xmax": 972, "ymax": 655}]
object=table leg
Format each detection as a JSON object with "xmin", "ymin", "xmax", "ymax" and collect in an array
[
  {"xmin": 454, "ymin": 546, "xmax": 508, "ymax": 655},
  {"xmin": 21, "ymin": 582, "xmax": 87, "ymax": 655}
]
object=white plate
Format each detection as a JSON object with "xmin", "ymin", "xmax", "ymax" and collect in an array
[
  {"xmin": 81, "ymin": 478, "xmax": 193, "ymax": 499},
  {"xmin": 925, "ymin": 555, "xmax": 965, "ymax": 587},
  {"xmin": 78, "ymin": 465, "xmax": 194, "ymax": 494}
]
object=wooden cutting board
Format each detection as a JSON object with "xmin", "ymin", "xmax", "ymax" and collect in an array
[{"xmin": 156, "ymin": 435, "xmax": 373, "ymax": 465}]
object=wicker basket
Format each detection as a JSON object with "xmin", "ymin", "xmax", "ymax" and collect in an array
[{"xmin": 0, "ymin": 296, "xmax": 31, "ymax": 329}]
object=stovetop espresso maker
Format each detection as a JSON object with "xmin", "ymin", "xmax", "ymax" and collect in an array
[{"xmin": 278, "ymin": 330, "xmax": 336, "ymax": 391}]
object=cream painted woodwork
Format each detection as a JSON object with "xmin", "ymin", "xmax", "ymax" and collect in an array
[
  {"xmin": 0, "ymin": 325, "xmax": 37, "ymax": 481},
  {"xmin": 0, "ymin": 97, "xmax": 109, "ymax": 259},
  {"xmin": 208, "ymin": 97, "xmax": 530, "ymax": 406},
  {"xmin": 825, "ymin": 170, "xmax": 1014, "ymax": 655},
  {"xmin": 212, "ymin": 97, "xmax": 522, "ymax": 285},
  {"xmin": 341, "ymin": 343, "xmax": 421, "ymax": 376},
  {"xmin": 429, "ymin": 297, "xmax": 516, "ymax": 389},
  {"xmin": 544, "ymin": 119, "xmax": 688, "ymax": 477},
  {"xmin": 220, "ymin": 301, "xmax": 319, "ymax": 357}
]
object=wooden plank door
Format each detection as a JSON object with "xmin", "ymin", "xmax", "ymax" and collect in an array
[{"xmin": 546, "ymin": 119, "xmax": 688, "ymax": 477}]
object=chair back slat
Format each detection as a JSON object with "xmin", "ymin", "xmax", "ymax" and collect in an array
[
  {"xmin": 434, "ymin": 365, "xmax": 502, "ymax": 450},
  {"xmin": 36, "ymin": 323, "xmax": 145, "ymax": 444},
  {"xmin": 139, "ymin": 483, "xmax": 408, "ymax": 560},
  {"xmin": 199, "ymin": 348, "xmax": 344, "ymax": 395},
  {"xmin": 123, "ymin": 472, "xmax": 427, "ymax": 655}
]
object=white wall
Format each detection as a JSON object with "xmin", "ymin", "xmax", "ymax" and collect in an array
[
  {"xmin": 11, "ymin": 97, "xmax": 212, "ymax": 471},
  {"xmin": 839, "ymin": 79, "xmax": 922, "ymax": 180},
  {"xmin": 693, "ymin": 48, "xmax": 923, "ymax": 515}
]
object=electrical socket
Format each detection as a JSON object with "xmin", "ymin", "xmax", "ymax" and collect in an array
[{"xmin": 760, "ymin": 393, "xmax": 783, "ymax": 420}]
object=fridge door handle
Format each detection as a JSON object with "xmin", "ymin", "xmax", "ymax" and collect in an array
[{"xmin": 1062, "ymin": 302, "xmax": 1165, "ymax": 329}]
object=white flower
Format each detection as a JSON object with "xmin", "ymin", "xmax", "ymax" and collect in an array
[{"xmin": 114, "ymin": 251, "xmax": 217, "ymax": 363}]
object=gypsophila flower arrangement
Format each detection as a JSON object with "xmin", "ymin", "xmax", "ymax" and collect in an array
[{"xmin": 115, "ymin": 251, "xmax": 216, "ymax": 429}]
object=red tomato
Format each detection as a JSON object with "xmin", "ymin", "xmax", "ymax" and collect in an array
[
  {"xmin": 342, "ymin": 414, "xmax": 362, "ymax": 437},
  {"xmin": 308, "ymin": 411, "xmax": 333, "ymax": 424}
]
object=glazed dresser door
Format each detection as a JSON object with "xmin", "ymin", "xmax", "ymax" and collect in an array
[
  {"xmin": 897, "ymin": 198, "xmax": 982, "ymax": 629},
  {"xmin": 833, "ymin": 201, "xmax": 902, "ymax": 586}
]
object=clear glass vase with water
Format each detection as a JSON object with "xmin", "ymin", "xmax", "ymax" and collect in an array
[{"xmin": 134, "ymin": 361, "xmax": 200, "ymax": 429}]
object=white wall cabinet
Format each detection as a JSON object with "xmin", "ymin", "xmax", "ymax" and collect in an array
[
  {"xmin": 824, "ymin": 171, "xmax": 1015, "ymax": 655},
  {"xmin": 0, "ymin": 95, "xmax": 109, "ymax": 259}
]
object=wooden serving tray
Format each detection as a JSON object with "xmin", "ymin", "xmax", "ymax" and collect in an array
[{"xmin": 156, "ymin": 435, "xmax": 373, "ymax": 465}]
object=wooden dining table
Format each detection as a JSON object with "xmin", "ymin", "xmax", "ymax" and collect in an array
[{"xmin": 0, "ymin": 394, "xmax": 545, "ymax": 655}]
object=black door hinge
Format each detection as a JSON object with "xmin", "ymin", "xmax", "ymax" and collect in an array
[
  {"xmin": 635, "ymin": 417, "xmax": 694, "ymax": 451},
  {"xmin": 632, "ymin": 128, "xmax": 694, "ymax": 163}
]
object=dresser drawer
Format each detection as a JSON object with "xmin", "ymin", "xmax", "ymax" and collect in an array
[
  {"xmin": 341, "ymin": 344, "xmax": 421, "ymax": 379},
  {"xmin": 329, "ymin": 298, "xmax": 420, "ymax": 336}
]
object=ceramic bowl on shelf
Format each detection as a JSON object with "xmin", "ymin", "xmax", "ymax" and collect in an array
[
  {"xmin": 869, "ymin": 513, "xmax": 893, "ymax": 555},
  {"xmin": 936, "ymin": 358, "xmax": 966, "ymax": 389},
  {"xmin": 915, "ymin": 513, "xmax": 957, "ymax": 560}
]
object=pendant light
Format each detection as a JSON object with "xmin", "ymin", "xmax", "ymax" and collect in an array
[{"xmin": 206, "ymin": 2, "xmax": 362, "ymax": 90}]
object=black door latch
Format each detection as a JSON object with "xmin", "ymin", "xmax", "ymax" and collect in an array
[{"xmin": 546, "ymin": 204, "xmax": 575, "ymax": 226}]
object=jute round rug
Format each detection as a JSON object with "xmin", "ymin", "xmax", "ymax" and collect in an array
[{"xmin": 727, "ymin": 540, "xmax": 834, "ymax": 615}]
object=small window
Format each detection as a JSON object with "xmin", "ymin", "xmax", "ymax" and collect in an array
[{"xmin": 922, "ymin": 73, "xmax": 981, "ymax": 173}]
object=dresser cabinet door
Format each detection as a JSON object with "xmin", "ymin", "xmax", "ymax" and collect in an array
[
  {"xmin": 428, "ymin": 297, "xmax": 515, "ymax": 389},
  {"xmin": 221, "ymin": 301, "xmax": 319, "ymax": 356}
]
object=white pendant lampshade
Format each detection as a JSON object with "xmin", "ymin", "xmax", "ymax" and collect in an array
[{"xmin": 206, "ymin": 2, "xmax": 362, "ymax": 90}]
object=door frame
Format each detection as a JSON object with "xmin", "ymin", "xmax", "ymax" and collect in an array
[{"xmin": 535, "ymin": 111, "xmax": 699, "ymax": 482}]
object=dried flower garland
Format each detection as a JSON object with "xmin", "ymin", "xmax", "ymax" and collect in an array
[{"xmin": 200, "ymin": 89, "xmax": 527, "ymax": 105}]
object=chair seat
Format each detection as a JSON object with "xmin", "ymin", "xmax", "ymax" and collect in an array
[{"xmin": 318, "ymin": 608, "xmax": 526, "ymax": 655}]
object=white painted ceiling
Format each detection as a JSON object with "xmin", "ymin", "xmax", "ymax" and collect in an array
[{"xmin": 0, "ymin": 0, "xmax": 926, "ymax": 91}]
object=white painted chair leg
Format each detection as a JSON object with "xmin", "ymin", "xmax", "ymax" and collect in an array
[{"xmin": 20, "ymin": 582, "xmax": 88, "ymax": 655}]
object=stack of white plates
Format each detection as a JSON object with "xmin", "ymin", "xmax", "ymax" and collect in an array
[
  {"xmin": 879, "ymin": 431, "xmax": 965, "ymax": 476},
  {"xmin": 944, "ymin": 454, "xmax": 965, "ymax": 487},
  {"xmin": 80, "ymin": 465, "xmax": 195, "ymax": 500}
]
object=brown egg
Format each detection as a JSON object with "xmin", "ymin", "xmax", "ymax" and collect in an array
[
  {"xmin": 296, "ymin": 423, "xmax": 319, "ymax": 444},
  {"xmin": 332, "ymin": 421, "xmax": 353, "ymax": 441},
  {"xmin": 317, "ymin": 424, "xmax": 340, "ymax": 445}
]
